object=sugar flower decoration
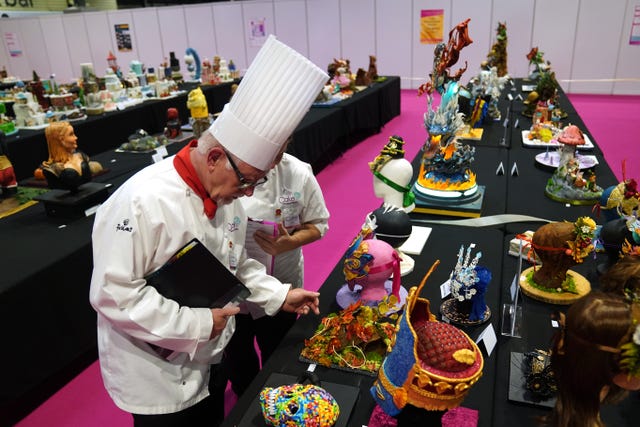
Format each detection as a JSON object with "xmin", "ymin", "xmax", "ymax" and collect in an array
[{"xmin": 565, "ymin": 216, "xmax": 596, "ymax": 263}]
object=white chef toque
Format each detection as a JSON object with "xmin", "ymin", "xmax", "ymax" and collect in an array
[{"xmin": 209, "ymin": 35, "xmax": 328, "ymax": 171}]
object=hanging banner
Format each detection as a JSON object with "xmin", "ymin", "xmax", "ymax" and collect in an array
[
  {"xmin": 630, "ymin": 4, "xmax": 640, "ymax": 45},
  {"xmin": 114, "ymin": 23, "xmax": 132, "ymax": 52},
  {"xmin": 4, "ymin": 31, "xmax": 22, "ymax": 57},
  {"xmin": 420, "ymin": 9, "xmax": 444, "ymax": 44}
]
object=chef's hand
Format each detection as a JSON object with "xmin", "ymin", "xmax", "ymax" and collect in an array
[
  {"xmin": 210, "ymin": 305, "xmax": 241, "ymax": 339},
  {"xmin": 254, "ymin": 223, "xmax": 299, "ymax": 256},
  {"xmin": 281, "ymin": 288, "xmax": 320, "ymax": 315}
]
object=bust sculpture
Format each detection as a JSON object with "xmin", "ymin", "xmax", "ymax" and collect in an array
[
  {"xmin": 343, "ymin": 237, "xmax": 401, "ymax": 303},
  {"xmin": 369, "ymin": 136, "xmax": 416, "ymax": 275},
  {"xmin": 41, "ymin": 121, "xmax": 102, "ymax": 192},
  {"xmin": 370, "ymin": 135, "xmax": 415, "ymax": 213},
  {"xmin": 336, "ymin": 226, "xmax": 407, "ymax": 311}
]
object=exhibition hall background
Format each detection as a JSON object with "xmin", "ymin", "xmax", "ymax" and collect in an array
[{"xmin": 0, "ymin": 0, "xmax": 639, "ymax": 95}]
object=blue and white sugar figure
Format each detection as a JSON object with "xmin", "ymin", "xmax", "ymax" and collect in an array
[
  {"xmin": 411, "ymin": 18, "xmax": 485, "ymax": 217},
  {"xmin": 440, "ymin": 243, "xmax": 492, "ymax": 326}
]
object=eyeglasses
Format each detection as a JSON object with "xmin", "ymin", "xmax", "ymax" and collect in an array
[{"xmin": 223, "ymin": 149, "xmax": 268, "ymax": 189}]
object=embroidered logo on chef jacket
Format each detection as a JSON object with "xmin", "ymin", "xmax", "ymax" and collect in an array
[
  {"xmin": 278, "ymin": 189, "xmax": 301, "ymax": 205},
  {"xmin": 116, "ymin": 218, "xmax": 133, "ymax": 233},
  {"xmin": 228, "ymin": 216, "xmax": 241, "ymax": 232},
  {"xmin": 279, "ymin": 189, "xmax": 301, "ymax": 229}
]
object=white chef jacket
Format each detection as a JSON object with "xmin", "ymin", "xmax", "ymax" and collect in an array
[
  {"xmin": 240, "ymin": 153, "xmax": 330, "ymax": 287},
  {"xmin": 89, "ymin": 155, "xmax": 289, "ymax": 415}
]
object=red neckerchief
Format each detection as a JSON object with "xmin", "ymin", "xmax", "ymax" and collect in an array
[{"xmin": 173, "ymin": 140, "xmax": 217, "ymax": 219}]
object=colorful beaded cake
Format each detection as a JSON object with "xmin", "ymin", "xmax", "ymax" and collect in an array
[{"xmin": 260, "ymin": 383, "xmax": 339, "ymax": 427}]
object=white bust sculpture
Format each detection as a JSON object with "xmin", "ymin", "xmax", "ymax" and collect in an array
[
  {"xmin": 370, "ymin": 135, "xmax": 415, "ymax": 213},
  {"xmin": 373, "ymin": 157, "xmax": 415, "ymax": 213},
  {"xmin": 369, "ymin": 135, "xmax": 416, "ymax": 275}
]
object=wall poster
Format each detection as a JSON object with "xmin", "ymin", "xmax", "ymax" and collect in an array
[
  {"xmin": 249, "ymin": 18, "xmax": 267, "ymax": 47},
  {"xmin": 114, "ymin": 23, "xmax": 132, "ymax": 52},
  {"xmin": 420, "ymin": 9, "xmax": 444, "ymax": 44},
  {"xmin": 4, "ymin": 32, "xmax": 22, "ymax": 57},
  {"xmin": 630, "ymin": 4, "xmax": 640, "ymax": 45}
]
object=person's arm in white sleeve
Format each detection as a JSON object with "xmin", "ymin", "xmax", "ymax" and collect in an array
[{"xmin": 89, "ymin": 193, "xmax": 218, "ymax": 359}]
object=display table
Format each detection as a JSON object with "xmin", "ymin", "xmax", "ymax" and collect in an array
[
  {"xmin": 4, "ymin": 82, "xmax": 235, "ymax": 182},
  {"xmin": 222, "ymin": 82, "xmax": 637, "ymax": 427},
  {"xmin": 4, "ymin": 77, "xmax": 400, "ymax": 182},
  {"xmin": 0, "ymin": 77, "xmax": 401, "ymax": 425}
]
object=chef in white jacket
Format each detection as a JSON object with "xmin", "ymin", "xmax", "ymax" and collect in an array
[
  {"xmin": 89, "ymin": 35, "xmax": 328, "ymax": 427},
  {"xmin": 226, "ymin": 144, "xmax": 330, "ymax": 397}
]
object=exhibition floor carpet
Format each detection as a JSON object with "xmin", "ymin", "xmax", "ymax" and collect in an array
[{"xmin": 15, "ymin": 90, "xmax": 640, "ymax": 427}]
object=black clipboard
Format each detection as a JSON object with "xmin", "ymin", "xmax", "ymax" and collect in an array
[{"xmin": 145, "ymin": 238, "xmax": 250, "ymax": 308}]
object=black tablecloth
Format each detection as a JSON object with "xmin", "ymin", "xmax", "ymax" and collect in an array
[
  {"xmin": 0, "ymin": 77, "xmax": 401, "ymax": 425},
  {"xmin": 222, "ymin": 81, "xmax": 635, "ymax": 427}
]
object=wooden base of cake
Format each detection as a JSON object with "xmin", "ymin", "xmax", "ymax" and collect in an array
[
  {"xmin": 519, "ymin": 266, "xmax": 591, "ymax": 305},
  {"xmin": 412, "ymin": 185, "xmax": 485, "ymax": 218}
]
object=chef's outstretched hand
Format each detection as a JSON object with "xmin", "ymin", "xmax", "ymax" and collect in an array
[{"xmin": 282, "ymin": 288, "xmax": 320, "ymax": 315}]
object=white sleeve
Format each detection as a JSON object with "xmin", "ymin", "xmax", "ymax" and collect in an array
[
  {"xmin": 300, "ymin": 163, "xmax": 330, "ymax": 236},
  {"xmin": 89, "ymin": 191, "xmax": 213, "ymax": 360}
]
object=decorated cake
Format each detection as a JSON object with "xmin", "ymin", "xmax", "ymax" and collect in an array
[
  {"xmin": 598, "ymin": 170, "xmax": 639, "ymax": 222},
  {"xmin": 369, "ymin": 136, "xmax": 416, "ymax": 274},
  {"xmin": 300, "ymin": 298, "xmax": 398, "ymax": 376},
  {"xmin": 186, "ymin": 87, "xmax": 210, "ymax": 138},
  {"xmin": 522, "ymin": 48, "xmax": 567, "ymax": 120},
  {"xmin": 440, "ymin": 244, "xmax": 492, "ymax": 326},
  {"xmin": 369, "ymin": 135, "xmax": 415, "ymax": 212},
  {"xmin": 327, "ymin": 58, "xmax": 355, "ymax": 97},
  {"xmin": 13, "ymin": 91, "xmax": 46, "ymax": 128},
  {"xmin": 486, "ymin": 22, "xmax": 509, "ymax": 78},
  {"xmin": 544, "ymin": 125, "xmax": 602, "ymax": 205},
  {"xmin": 522, "ymin": 349, "xmax": 557, "ymax": 400},
  {"xmin": 163, "ymin": 107, "xmax": 182, "ymax": 139},
  {"xmin": 412, "ymin": 19, "xmax": 484, "ymax": 216},
  {"xmin": 260, "ymin": 383, "xmax": 339, "ymax": 427},
  {"xmin": 118, "ymin": 129, "xmax": 169, "ymax": 152},
  {"xmin": 519, "ymin": 216, "xmax": 596, "ymax": 304},
  {"xmin": 371, "ymin": 261, "xmax": 483, "ymax": 415},
  {"xmin": 337, "ymin": 227, "xmax": 407, "ymax": 310}
]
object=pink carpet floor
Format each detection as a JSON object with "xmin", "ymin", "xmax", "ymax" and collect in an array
[{"xmin": 15, "ymin": 90, "xmax": 640, "ymax": 427}]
